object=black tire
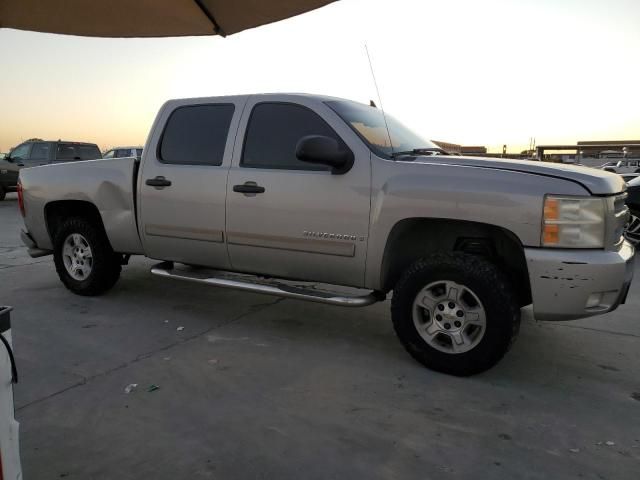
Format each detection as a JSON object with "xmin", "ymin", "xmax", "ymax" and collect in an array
[
  {"xmin": 634, "ymin": 168, "xmax": 640, "ymax": 174},
  {"xmin": 53, "ymin": 217, "xmax": 121, "ymax": 296},
  {"xmin": 0, "ymin": 188, "xmax": 6, "ymax": 201},
  {"xmin": 625, "ymin": 209, "xmax": 640, "ymax": 246},
  {"xmin": 391, "ymin": 253, "xmax": 520, "ymax": 376}
]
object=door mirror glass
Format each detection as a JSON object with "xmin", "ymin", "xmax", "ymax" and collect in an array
[{"xmin": 295, "ymin": 135, "xmax": 354, "ymax": 174}]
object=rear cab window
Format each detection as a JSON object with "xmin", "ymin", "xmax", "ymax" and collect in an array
[
  {"xmin": 159, "ymin": 104, "xmax": 235, "ymax": 166},
  {"xmin": 78, "ymin": 145, "xmax": 101, "ymax": 160}
]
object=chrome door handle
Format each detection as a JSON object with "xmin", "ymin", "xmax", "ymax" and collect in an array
[
  {"xmin": 233, "ymin": 183, "xmax": 265, "ymax": 194},
  {"xmin": 146, "ymin": 176, "xmax": 172, "ymax": 188}
]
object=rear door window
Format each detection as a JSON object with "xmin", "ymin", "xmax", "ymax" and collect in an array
[
  {"xmin": 55, "ymin": 144, "xmax": 77, "ymax": 161},
  {"xmin": 159, "ymin": 104, "xmax": 235, "ymax": 166}
]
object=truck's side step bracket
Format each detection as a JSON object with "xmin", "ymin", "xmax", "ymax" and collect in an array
[{"xmin": 150, "ymin": 262, "xmax": 383, "ymax": 307}]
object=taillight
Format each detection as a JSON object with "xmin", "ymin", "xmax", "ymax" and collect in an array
[{"xmin": 17, "ymin": 180, "xmax": 25, "ymax": 217}]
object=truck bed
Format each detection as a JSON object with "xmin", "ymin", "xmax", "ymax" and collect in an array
[{"xmin": 19, "ymin": 157, "xmax": 144, "ymax": 254}]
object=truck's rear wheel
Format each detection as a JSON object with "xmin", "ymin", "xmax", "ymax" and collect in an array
[
  {"xmin": 53, "ymin": 217, "xmax": 121, "ymax": 296},
  {"xmin": 391, "ymin": 253, "xmax": 520, "ymax": 376}
]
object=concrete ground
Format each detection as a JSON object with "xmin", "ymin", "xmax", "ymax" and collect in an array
[{"xmin": 1, "ymin": 192, "xmax": 639, "ymax": 480}]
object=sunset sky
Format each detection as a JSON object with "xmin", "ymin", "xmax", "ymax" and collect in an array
[{"xmin": 1, "ymin": 0, "xmax": 639, "ymax": 153}]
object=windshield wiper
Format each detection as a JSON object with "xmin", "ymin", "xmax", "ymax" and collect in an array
[{"xmin": 390, "ymin": 147, "xmax": 448, "ymax": 158}]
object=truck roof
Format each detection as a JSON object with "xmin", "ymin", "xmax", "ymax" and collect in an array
[
  {"xmin": 163, "ymin": 92, "xmax": 358, "ymax": 106},
  {"xmin": 24, "ymin": 140, "xmax": 99, "ymax": 145}
]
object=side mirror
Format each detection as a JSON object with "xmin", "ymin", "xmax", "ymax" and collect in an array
[{"xmin": 296, "ymin": 135, "xmax": 354, "ymax": 174}]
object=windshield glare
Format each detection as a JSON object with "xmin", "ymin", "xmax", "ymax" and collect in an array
[{"xmin": 326, "ymin": 100, "xmax": 437, "ymax": 157}]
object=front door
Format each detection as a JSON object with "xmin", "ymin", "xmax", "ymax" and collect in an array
[
  {"xmin": 139, "ymin": 97, "xmax": 246, "ymax": 268},
  {"xmin": 226, "ymin": 97, "xmax": 371, "ymax": 287}
]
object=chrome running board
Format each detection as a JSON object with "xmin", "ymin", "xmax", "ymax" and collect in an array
[{"xmin": 150, "ymin": 262, "xmax": 383, "ymax": 307}]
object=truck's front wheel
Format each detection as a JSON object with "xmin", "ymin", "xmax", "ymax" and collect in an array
[
  {"xmin": 53, "ymin": 217, "xmax": 121, "ymax": 296},
  {"xmin": 391, "ymin": 253, "xmax": 520, "ymax": 376}
]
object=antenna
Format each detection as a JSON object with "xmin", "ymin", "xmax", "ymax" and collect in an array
[{"xmin": 365, "ymin": 44, "xmax": 394, "ymax": 154}]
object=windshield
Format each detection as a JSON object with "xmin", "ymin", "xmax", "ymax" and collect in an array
[{"xmin": 326, "ymin": 100, "xmax": 437, "ymax": 158}]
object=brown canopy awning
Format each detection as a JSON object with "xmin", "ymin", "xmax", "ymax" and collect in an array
[{"xmin": 0, "ymin": 0, "xmax": 337, "ymax": 37}]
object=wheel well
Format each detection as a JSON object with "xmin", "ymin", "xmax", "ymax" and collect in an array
[
  {"xmin": 380, "ymin": 218, "xmax": 532, "ymax": 307},
  {"xmin": 45, "ymin": 200, "xmax": 109, "ymax": 246}
]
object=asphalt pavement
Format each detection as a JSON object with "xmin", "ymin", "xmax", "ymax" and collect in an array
[{"xmin": 1, "ymin": 193, "xmax": 639, "ymax": 480}]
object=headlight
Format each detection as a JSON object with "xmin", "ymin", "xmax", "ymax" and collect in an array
[{"xmin": 542, "ymin": 195, "xmax": 606, "ymax": 248}]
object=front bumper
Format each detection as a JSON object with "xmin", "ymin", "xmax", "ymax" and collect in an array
[{"xmin": 525, "ymin": 240, "xmax": 635, "ymax": 321}]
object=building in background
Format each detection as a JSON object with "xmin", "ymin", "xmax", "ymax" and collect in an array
[
  {"xmin": 432, "ymin": 141, "xmax": 487, "ymax": 156},
  {"xmin": 461, "ymin": 146, "xmax": 487, "ymax": 155},
  {"xmin": 577, "ymin": 140, "xmax": 640, "ymax": 158},
  {"xmin": 432, "ymin": 140, "xmax": 527, "ymax": 159},
  {"xmin": 432, "ymin": 140, "xmax": 462, "ymax": 154}
]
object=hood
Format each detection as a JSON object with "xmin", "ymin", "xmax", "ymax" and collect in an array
[
  {"xmin": 0, "ymin": 159, "xmax": 21, "ymax": 174},
  {"xmin": 408, "ymin": 156, "xmax": 625, "ymax": 195}
]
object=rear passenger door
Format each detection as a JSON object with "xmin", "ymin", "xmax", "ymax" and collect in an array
[{"xmin": 138, "ymin": 97, "xmax": 247, "ymax": 268}]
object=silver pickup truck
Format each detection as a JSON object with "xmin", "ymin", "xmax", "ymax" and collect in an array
[{"xmin": 18, "ymin": 94, "xmax": 635, "ymax": 375}]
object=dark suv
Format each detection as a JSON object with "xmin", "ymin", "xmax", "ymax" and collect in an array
[{"xmin": 0, "ymin": 140, "xmax": 101, "ymax": 200}]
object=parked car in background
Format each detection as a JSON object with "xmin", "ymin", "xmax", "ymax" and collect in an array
[
  {"xmin": 0, "ymin": 306, "xmax": 22, "ymax": 480},
  {"xmin": 1, "ymin": 141, "xmax": 102, "ymax": 200},
  {"xmin": 6, "ymin": 140, "xmax": 102, "ymax": 168},
  {"xmin": 0, "ymin": 157, "xmax": 20, "ymax": 201},
  {"xmin": 600, "ymin": 159, "xmax": 640, "ymax": 174},
  {"xmin": 103, "ymin": 146, "xmax": 143, "ymax": 161},
  {"xmin": 621, "ymin": 173, "xmax": 640, "ymax": 183},
  {"xmin": 18, "ymin": 93, "xmax": 635, "ymax": 376},
  {"xmin": 624, "ymin": 176, "xmax": 640, "ymax": 246}
]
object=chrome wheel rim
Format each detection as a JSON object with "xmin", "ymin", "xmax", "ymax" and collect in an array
[
  {"xmin": 412, "ymin": 280, "xmax": 486, "ymax": 354},
  {"xmin": 62, "ymin": 233, "xmax": 93, "ymax": 281},
  {"xmin": 625, "ymin": 211, "xmax": 640, "ymax": 246}
]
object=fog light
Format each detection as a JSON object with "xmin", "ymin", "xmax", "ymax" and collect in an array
[{"xmin": 585, "ymin": 293, "xmax": 603, "ymax": 308}]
